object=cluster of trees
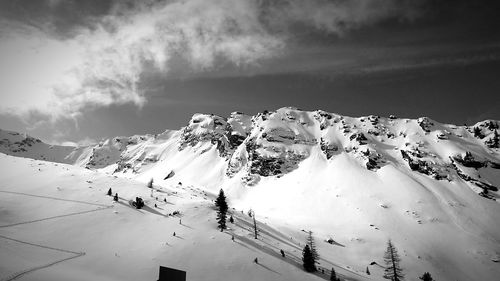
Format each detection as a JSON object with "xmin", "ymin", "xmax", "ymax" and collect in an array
[
  {"xmin": 301, "ymin": 236, "xmax": 434, "ymax": 281},
  {"xmin": 302, "ymin": 231, "xmax": 340, "ymax": 281},
  {"xmin": 107, "ymin": 188, "xmax": 118, "ymax": 201}
]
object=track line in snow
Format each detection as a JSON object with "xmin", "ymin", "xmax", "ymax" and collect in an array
[
  {"xmin": 0, "ymin": 234, "xmax": 81, "ymax": 254},
  {"xmin": 0, "ymin": 206, "xmax": 112, "ymax": 228},
  {"xmin": 0, "ymin": 191, "xmax": 112, "ymax": 280},
  {"xmin": 0, "ymin": 234, "xmax": 85, "ymax": 281},
  {"xmin": 0, "ymin": 252, "xmax": 85, "ymax": 281},
  {"xmin": 0, "ymin": 190, "xmax": 110, "ymax": 207},
  {"xmin": 0, "ymin": 190, "xmax": 113, "ymax": 228}
]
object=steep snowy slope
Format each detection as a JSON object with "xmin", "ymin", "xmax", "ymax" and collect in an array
[
  {"xmin": 0, "ymin": 154, "xmax": 345, "ymax": 281},
  {"xmin": 1, "ymin": 107, "xmax": 500, "ymax": 280}
]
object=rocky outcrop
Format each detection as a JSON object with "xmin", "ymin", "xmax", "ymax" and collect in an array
[
  {"xmin": 401, "ymin": 150, "xmax": 449, "ymax": 180},
  {"xmin": 320, "ymin": 138, "xmax": 338, "ymax": 160},
  {"xmin": 417, "ymin": 117, "xmax": 434, "ymax": 133}
]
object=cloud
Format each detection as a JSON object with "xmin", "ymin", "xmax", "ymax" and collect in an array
[
  {"xmin": 59, "ymin": 137, "xmax": 97, "ymax": 147},
  {"xmin": 360, "ymin": 52, "xmax": 500, "ymax": 74},
  {"xmin": 0, "ymin": 0, "xmax": 424, "ymax": 122},
  {"xmin": 264, "ymin": 0, "xmax": 422, "ymax": 34}
]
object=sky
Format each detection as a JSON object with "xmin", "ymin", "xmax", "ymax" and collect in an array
[{"xmin": 0, "ymin": 0, "xmax": 499, "ymax": 145}]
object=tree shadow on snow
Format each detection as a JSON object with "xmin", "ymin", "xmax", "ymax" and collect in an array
[
  {"xmin": 256, "ymin": 263, "xmax": 281, "ymax": 275},
  {"xmin": 142, "ymin": 205, "xmax": 168, "ymax": 218},
  {"xmin": 326, "ymin": 239, "xmax": 346, "ymax": 248},
  {"xmin": 234, "ymin": 240, "xmax": 258, "ymax": 253},
  {"xmin": 180, "ymin": 224, "xmax": 193, "ymax": 230}
]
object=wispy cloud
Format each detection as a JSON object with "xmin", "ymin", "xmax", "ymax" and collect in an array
[
  {"xmin": 0, "ymin": 0, "xmax": 424, "ymax": 122},
  {"xmin": 360, "ymin": 53, "xmax": 500, "ymax": 74}
]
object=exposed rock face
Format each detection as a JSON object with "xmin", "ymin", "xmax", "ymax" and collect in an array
[
  {"xmin": 452, "ymin": 152, "xmax": 486, "ymax": 169},
  {"xmin": 362, "ymin": 149, "xmax": 384, "ymax": 171},
  {"xmin": 0, "ymin": 132, "xmax": 41, "ymax": 153},
  {"xmin": 319, "ymin": 138, "xmax": 338, "ymax": 160},
  {"xmin": 401, "ymin": 150, "xmax": 449, "ymax": 180},
  {"xmin": 178, "ymin": 112, "xmax": 252, "ymax": 158},
  {"xmin": 417, "ymin": 117, "xmax": 434, "ymax": 133}
]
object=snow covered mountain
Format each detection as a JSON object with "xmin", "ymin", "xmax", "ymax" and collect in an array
[
  {"xmin": 1, "ymin": 107, "xmax": 500, "ymax": 281},
  {"xmin": 2, "ymin": 107, "xmax": 499, "ymax": 199}
]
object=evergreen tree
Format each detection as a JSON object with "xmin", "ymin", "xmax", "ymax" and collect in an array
[
  {"xmin": 215, "ymin": 189, "xmax": 228, "ymax": 231},
  {"xmin": 419, "ymin": 272, "xmax": 434, "ymax": 281},
  {"xmin": 216, "ymin": 208, "xmax": 227, "ymax": 231},
  {"xmin": 252, "ymin": 211, "xmax": 258, "ymax": 239},
  {"xmin": 147, "ymin": 178, "xmax": 154, "ymax": 189},
  {"xmin": 215, "ymin": 189, "xmax": 228, "ymax": 213},
  {"xmin": 330, "ymin": 267, "xmax": 337, "ymax": 281},
  {"xmin": 307, "ymin": 231, "xmax": 319, "ymax": 261},
  {"xmin": 229, "ymin": 215, "xmax": 234, "ymax": 223},
  {"xmin": 383, "ymin": 239, "xmax": 404, "ymax": 281},
  {"xmin": 302, "ymin": 245, "xmax": 317, "ymax": 272},
  {"xmin": 107, "ymin": 188, "xmax": 112, "ymax": 196}
]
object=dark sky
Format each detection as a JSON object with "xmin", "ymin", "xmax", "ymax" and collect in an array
[{"xmin": 0, "ymin": 0, "xmax": 499, "ymax": 144}]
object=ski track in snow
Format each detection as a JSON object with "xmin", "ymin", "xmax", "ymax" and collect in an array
[
  {"xmin": 0, "ymin": 190, "xmax": 112, "ymax": 281},
  {"xmin": 0, "ymin": 190, "xmax": 110, "ymax": 207},
  {"xmin": 0, "ymin": 207, "xmax": 111, "ymax": 228},
  {"xmin": 0, "ymin": 250, "xmax": 84, "ymax": 281}
]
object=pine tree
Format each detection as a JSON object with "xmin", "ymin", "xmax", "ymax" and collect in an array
[
  {"xmin": 215, "ymin": 189, "xmax": 228, "ymax": 231},
  {"xmin": 383, "ymin": 239, "xmax": 404, "ymax": 281},
  {"xmin": 216, "ymin": 208, "xmax": 227, "ymax": 231},
  {"xmin": 302, "ymin": 245, "xmax": 317, "ymax": 272},
  {"xmin": 307, "ymin": 231, "xmax": 319, "ymax": 261},
  {"xmin": 330, "ymin": 267, "xmax": 337, "ymax": 281},
  {"xmin": 252, "ymin": 211, "xmax": 258, "ymax": 239},
  {"xmin": 419, "ymin": 272, "xmax": 434, "ymax": 281},
  {"xmin": 147, "ymin": 178, "xmax": 154, "ymax": 189},
  {"xmin": 215, "ymin": 189, "xmax": 228, "ymax": 213},
  {"xmin": 107, "ymin": 188, "xmax": 112, "ymax": 196}
]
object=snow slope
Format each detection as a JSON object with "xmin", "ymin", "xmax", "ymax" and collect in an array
[
  {"xmin": 1, "ymin": 107, "xmax": 500, "ymax": 280},
  {"xmin": 0, "ymin": 154, "xmax": 340, "ymax": 281}
]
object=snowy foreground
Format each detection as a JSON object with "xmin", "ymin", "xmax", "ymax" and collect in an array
[
  {"xmin": 1, "ymin": 107, "xmax": 500, "ymax": 280},
  {"xmin": 0, "ymin": 154, "xmax": 362, "ymax": 281}
]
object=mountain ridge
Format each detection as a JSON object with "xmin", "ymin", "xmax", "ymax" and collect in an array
[
  {"xmin": 1, "ymin": 107, "xmax": 500, "ymax": 280},
  {"xmin": 1, "ymin": 107, "xmax": 498, "ymax": 199}
]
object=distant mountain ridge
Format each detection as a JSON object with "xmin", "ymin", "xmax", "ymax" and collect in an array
[{"xmin": 1, "ymin": 107, "xmax": 499, "ymax": 200}]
